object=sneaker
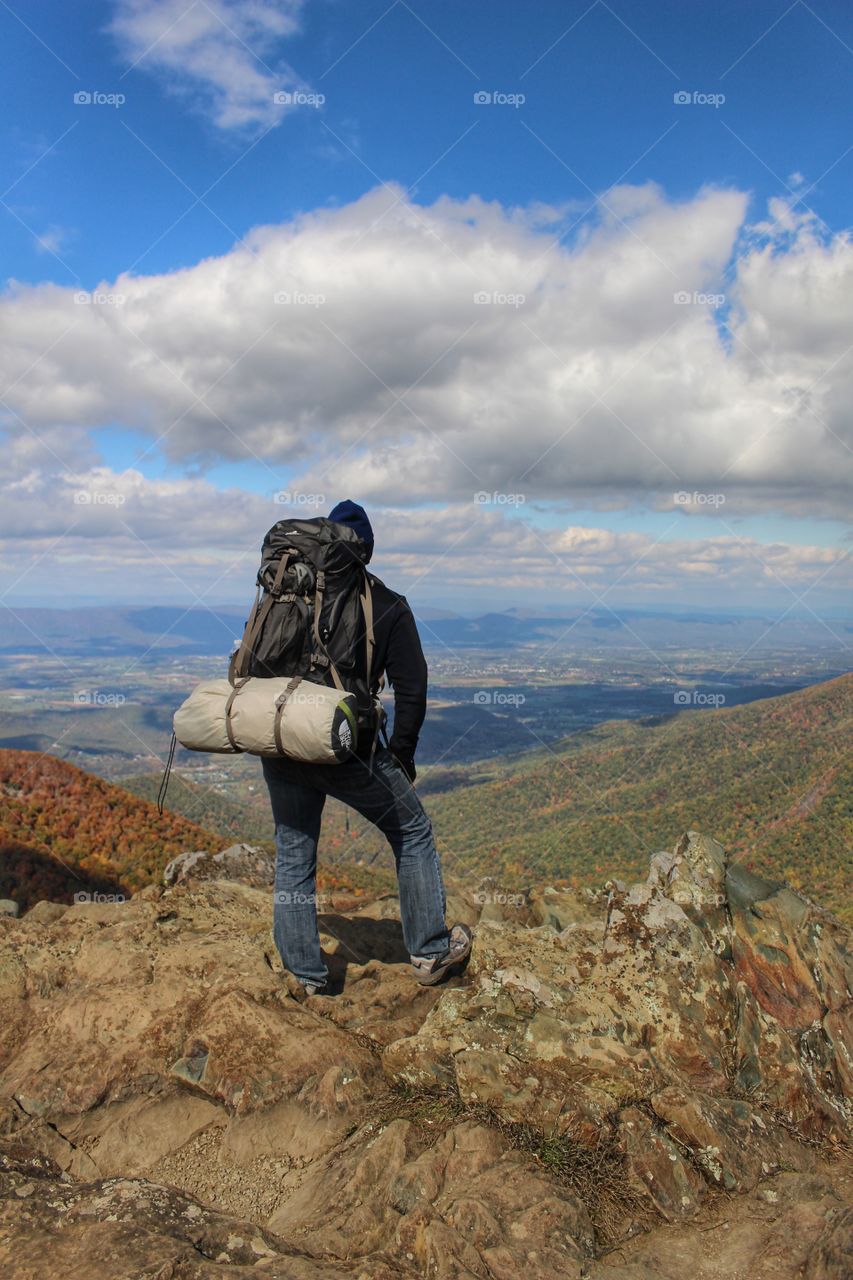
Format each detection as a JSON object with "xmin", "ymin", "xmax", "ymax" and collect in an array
[
  {"xmin": 285, "ymin": 973, "xmax": 327, "ymax": 1001},
  {"xmin": 411, "ymin": 924, "xmax": 473, "ymax": 986}
]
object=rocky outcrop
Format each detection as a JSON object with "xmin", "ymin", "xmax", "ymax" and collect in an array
[
  {"xmin": 0, "ymin": 1142, "xmax": 408, "ymax": 1278},
  {"xmin": 163, "ymin": 842, "xmax": 275, "ymax": 888},
  {"xmin": 0, "ymin": 832, "xmax": 850, "ymax": 1279},
  {"xmin": 386, "ymin": 834, "xmax": 849, "ymax": 1148}
]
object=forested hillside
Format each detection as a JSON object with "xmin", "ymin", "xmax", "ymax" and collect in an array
[
  {"xmin": 424, "ymin": 673, "xmax": 852, "ymax": 919},
  {"xmin": 0, "ymin": 750, "xmax": 221, "ymax": 907}
]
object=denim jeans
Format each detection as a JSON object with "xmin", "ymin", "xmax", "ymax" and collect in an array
[{"xmin": 261, "ymin": 746, "xmax": 449, "ymax": 986}]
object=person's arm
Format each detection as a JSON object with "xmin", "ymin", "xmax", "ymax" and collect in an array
[{"xmin": 385, "ymin": 600, "xmax": 427, "ymax": 779}]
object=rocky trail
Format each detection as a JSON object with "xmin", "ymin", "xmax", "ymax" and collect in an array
[{"xmin": 0, "ymin": 832, "xmax": 850, "ymax": 1278}]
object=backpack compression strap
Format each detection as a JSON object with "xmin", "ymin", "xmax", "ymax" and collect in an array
[
  {"xmin": 229, "ymin": 553, "xmax": 291, "ymax": 685},
  {"xmin": 311, "ymin": 570, "xmax": 345, "ymax": 691}
]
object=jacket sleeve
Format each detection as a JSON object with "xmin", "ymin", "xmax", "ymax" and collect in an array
[{"xmin": 385, "ymin": 600, "xmax": 428, "ymax": 762}]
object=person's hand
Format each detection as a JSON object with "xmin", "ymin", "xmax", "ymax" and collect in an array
[{"xmin": 390, "ymin": 751, "xmax": 416, "ymax": 783}]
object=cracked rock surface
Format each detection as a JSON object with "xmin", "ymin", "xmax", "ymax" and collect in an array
[{"xmin": 0, "ymin": 832, "xmax": 850, "ymax": 1279}]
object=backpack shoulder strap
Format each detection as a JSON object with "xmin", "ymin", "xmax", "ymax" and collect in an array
[
  {"xmin": 361, "ymin": 572, "xmax": 375, "ymax": 687},
  {"xmin": 359, "ymin": 571, "xmax": 386, "ymax": 696}
]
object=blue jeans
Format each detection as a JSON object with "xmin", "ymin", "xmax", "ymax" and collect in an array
[{"xmin": 261, "ymin": 747, "xmax": 449, "ymax": 986}]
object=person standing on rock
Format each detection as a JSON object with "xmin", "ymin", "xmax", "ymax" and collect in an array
[{"xmin": 259, "ymin": 500, "xmax": 472, "ymax": 997}]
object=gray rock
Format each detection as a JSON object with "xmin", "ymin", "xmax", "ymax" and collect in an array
[
  {"xmin": 163, "ymin": 842, "xmax": 275, "ymax": 889},
  {"xmin": 24, "ymin": 902, "xmax": 68, "ymax": 924}
]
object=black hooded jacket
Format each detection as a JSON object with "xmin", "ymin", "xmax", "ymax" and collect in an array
[{"xmin": 360, "ymin": 574, "xmax": 427, "ymax": 765}]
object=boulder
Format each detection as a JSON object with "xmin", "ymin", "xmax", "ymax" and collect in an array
[
  {"xmin": 587, "ymin": 1167, "xmax": 853, "ymax": 1280},
  {"xmin": 163, "ymin": 842, "xmax": 275, "ymax": 888},
  {"xmin": 727, "ymin": 863, "xmax": 851, "ymax": 1027},
  {"xmin": 23, "ymin": 902, "xmax": 67, "ymax": 924},
  {"xmin": 268, "ymin": 1118, "xmax": 595, "ymax": 1279},
  {"xmin": 650, "ymin": 1086, "xmax": 811, "ymax": 1192},
  {"xmin": 616, "ymin": 1106, "xmax": 706, "ymax": 1220}
]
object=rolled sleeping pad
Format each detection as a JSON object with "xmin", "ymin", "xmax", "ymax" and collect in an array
[{"xmin": 173, "ymin": 676, "xmax": 358, "ymax": 763}]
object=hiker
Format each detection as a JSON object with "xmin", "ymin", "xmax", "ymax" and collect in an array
[{"xmin": 259, "ymin": 500, "xmax": 472, "ymax": 997}]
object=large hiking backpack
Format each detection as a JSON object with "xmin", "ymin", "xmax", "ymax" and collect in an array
[
  {"xmin": 229, "ymin": 517, "xmax": 383, "ymax": 743},
  {"xmin": 165, "ymin": 518, "xmax": 384, "ymax": 803}
]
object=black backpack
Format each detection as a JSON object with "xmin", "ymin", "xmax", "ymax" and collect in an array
[{"xmin": 229, "ymin": 517, "xmax": 383, "ymax": 744}]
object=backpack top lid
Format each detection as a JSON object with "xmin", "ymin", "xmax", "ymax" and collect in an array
[{"xmin": 260, "ymin": 516, "xmax": 372, "ymax": 579}]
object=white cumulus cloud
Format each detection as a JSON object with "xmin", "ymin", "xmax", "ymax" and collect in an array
[
  {"xmin": 1, "ymin": 182, "xmax": 851, "ymax": 518},
  {"xmin": 109, "ymin": 0, "xmax": 308, "ymax": 129}
]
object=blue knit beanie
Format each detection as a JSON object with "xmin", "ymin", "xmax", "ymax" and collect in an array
[{"xmin": 328, "ymin": 500, "xmax": 374, "ymax": 559}]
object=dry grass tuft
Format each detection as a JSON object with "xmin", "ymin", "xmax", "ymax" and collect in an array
[{"xmin": 363, "ymin": 1081, "xmax": 653, "ymax": 1247}]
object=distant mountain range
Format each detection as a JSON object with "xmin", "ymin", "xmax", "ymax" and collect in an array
[
  {"xmin": 416, "ymin": 607, "xmax": 853, "ymax": 651},
  {"xmin": 0, "ymin": 603, "xmax": 850, "ymax": 656}
]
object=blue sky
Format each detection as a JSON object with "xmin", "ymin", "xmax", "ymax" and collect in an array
[
  {"xmin": 5, "ymin": 1, "xmax": 853, "ymax": 285},
  {"xmin": 1, "ymin": 0, "xmax": 852, "ymax": 611}
]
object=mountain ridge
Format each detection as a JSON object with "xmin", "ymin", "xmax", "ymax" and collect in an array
[
  {"xmin": 1, "ymin": 673, "xmax": 850, "ymax": 919},
  {"xmin": 421, "ymin": 672, "xmax": 852, "ymax": 919}
]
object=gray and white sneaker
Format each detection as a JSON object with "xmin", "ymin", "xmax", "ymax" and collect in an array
[
  {"xmin": 285, "ymin": 974, "xmax": 327, "ymax": 1001},
  {"xmin": 411, "ymin": 924, "xmax": 473, "ymax": 986}
]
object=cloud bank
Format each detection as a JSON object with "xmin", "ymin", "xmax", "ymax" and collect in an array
[{"xmin": 1, "ymin": 181, "xmax": 851, "ymax": 603}]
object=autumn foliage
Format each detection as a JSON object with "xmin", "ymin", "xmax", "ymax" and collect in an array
[{"xmin": 0, "ymin": 749, "xmax": 220, "ymax": 908}]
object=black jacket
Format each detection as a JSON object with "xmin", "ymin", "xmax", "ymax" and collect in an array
[{"xmin": 361, "ymin": 575, "xmax": 427, "ymax": 765}]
